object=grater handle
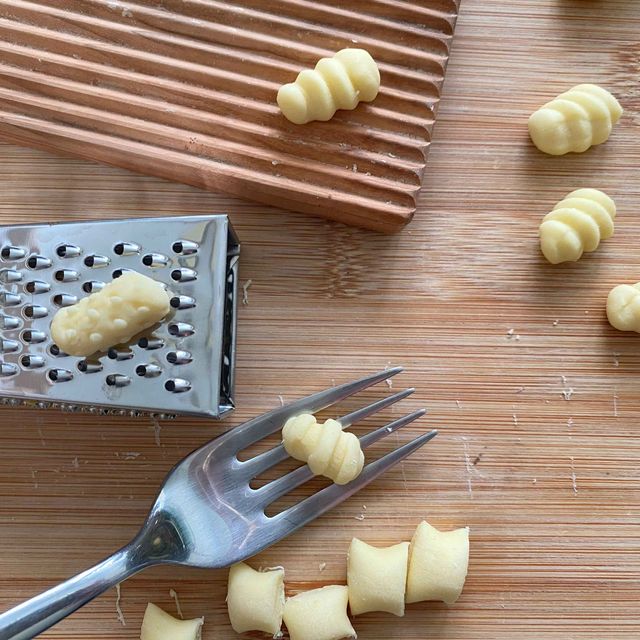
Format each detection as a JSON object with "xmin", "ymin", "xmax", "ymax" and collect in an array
[{"xmin": 0, "ymin": 544, "xmax": 145, "ymax": 639}]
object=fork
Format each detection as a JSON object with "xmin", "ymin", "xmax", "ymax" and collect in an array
[{"xmin": 0, "ymin": 367, "xmax": 436, "ymax": 640}]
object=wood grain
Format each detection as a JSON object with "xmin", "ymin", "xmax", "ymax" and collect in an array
[
  {"xmin": 1, "ymin": 0, "xmax": 640, "ymax": 638},
  {"xmin": 0, "ymin": 0, "xmax": 459, "ymax": 233}
]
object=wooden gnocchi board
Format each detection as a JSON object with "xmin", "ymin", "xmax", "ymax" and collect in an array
[
  {"xmin": 1, "ymin": 1, "xmax": 640, "ymax": 640},
  {"xmin": 0, "ymin": 0, "xmax": 459, "ymax": 232}
]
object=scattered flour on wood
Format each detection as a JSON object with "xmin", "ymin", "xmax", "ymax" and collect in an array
[
  {"xmin": 552, "ymin": 319, "xmax": 559, "ymax": 326},
  {"xmin": 115, "ymin": 583, "xmax": 126, "ymax": 626},
  {"xmin": 278, "ymin": 395, "xmax": 285, "ymax": 407},
  {"xmin": 561, "ymin": 376, "xmax": 573, "ymax": 401},
  {"xmin": 71, "ymin": 456, "xmax": 80, "ymax": 470},
  {"xmin": 456, "ymin": 399, "xmax": 462, "ymax": 409},
  {"xmin": 354, "ymin": 513, "xmax": 365, "ymax": 521},
  {"xmin": 613, "ymin": 352, "xmax": 620, "ymax": 367},
  {"xmin": 319, "ymin": 562, "xmax": 327, "ymax": 572},
  {"xmin": 169, "ymin": 589, "xmax": 184, "ymax": 619},
  {"xmin": 512, "ymin": 413, "xmax": 518, "ymax": 427},
  {"xmin": 569, "ymin": 457, "xmax": 578, "ymax": 495},
  {"xmin": 242, "ymin": 279, "xmax": 252, "ymax": 306},
  {"xmin": 613, "ymin": 391, "xmax": 619, "ymax": 417},
  {"xmin": 462, "ymin": 438, "xmax": 473, "ymax": 498}
]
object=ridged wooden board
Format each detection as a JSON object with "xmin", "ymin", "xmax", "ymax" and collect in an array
[
  {"xmin": 1, "ymin": 0, "xmax": 640, "ymax": 639},
  {"xmin": 0, "ymin": 0, "xmax": 459, "ymax": 233}
]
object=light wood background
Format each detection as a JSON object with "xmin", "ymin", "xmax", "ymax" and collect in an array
[{"xmin": 1, "ymin": 1, "xmax": 639, "ymax": 638}]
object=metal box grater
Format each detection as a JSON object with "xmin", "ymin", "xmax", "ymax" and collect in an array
[{"xmin": 0, "ymin": 215, "xmax": 240, "ymax": 419}]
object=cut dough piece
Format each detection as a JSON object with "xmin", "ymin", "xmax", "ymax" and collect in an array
[
  {"xmin": 277, "ymin": 48, "xmax": 380, "ymax": 124},
  {"xmin": 347, "ymin": 537, "xmax": 409, "ymax": 616},
  {"xmin": 282, "ymin": 414, "xmax": 364, "ymax": 484},
  {"xmin": 140, "ymin": 602, "xmax": 203, "ymax": 640},
  {"xmin": 226, "ymin": 562, "xmax": 285, "ymax": 635},
  {"xmin": 528, "ymin": 84, "xmax": 622, "ymax": 155},
  {"xmin": 50, "ymin": 271, "xmax": 170, "ymax": 356},
  {"xmin": 606, "ymin": 282, "xmax": 640, "ymax": 332},
  {"xmin": 539, "ymin": 189, "xmax": 616, "ymax": 264},
  {"xmin": 283, "ymin": 585, "xmax": 355, "ymax": 640},
  {"xmin": 406, "ymin": 521, "xmax": 470, "ymax": 605}
]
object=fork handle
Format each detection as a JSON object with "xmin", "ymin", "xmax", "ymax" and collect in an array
[{"xmin": 0, "ymin": 545, "xmax": 143, "ymax": 640}]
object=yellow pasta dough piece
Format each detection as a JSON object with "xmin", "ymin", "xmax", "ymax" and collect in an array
[
  {"xmin": 283, "ymin": 585, "xmax": 355, "ymax": 640},
  {"xmin": 528, "ymin": 84, "xmax": 622, "ymax": 155},
  {"xmin": 406, "ymin": 521, "xmax": 470, "ymax": 605},
  {"xmin": 347, "ymin": 537, "xmax": 409, "ymax": 616},
  {"xmin": 539, "ymin": 188, "xmax": 616, "ymax": 264},
  {"xmin": 282, "ymin": 414, "xmax": 364, "ymax": 484},
  {"xmin": 606, "ymin": 283, "xmax": 640, "ymax": 332},
  {"xmin": 277, "ymin": 48, "xmax": 380, "ymax": 124},
  {"xmin": 50, "ymin": 271, "xmax": 170, "ymax": 356},
  {"xmin": 226, "ymin": 562, "xmax": 285, "ymax": 635},
  {"xmin": 140, "ymin": 602, "xmax": 203, "ymax": 640}
]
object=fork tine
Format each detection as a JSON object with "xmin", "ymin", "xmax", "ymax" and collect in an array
[
  {"xmin": 270, "ymin": 429, "xmax": 437, "ymax": 530},
  {"xmin": 239, "ymin": 387, "xmax": 416, "ymax": 480},
  {"xmin": 220, "ymin": 367, "xmax": 404, "ymax": 453},
  {"xmin": 253, "ymin": 410, "xmax": 429, "ymax": 509},
  {"xmin": 337, "ymin": 388, "xmax": 415, "ymax": 427}
]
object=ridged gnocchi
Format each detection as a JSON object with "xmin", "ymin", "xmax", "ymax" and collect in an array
[
  {"xmin": 277, "ymin": 48, "xmax": 380, "ymax": 124},
  {"xmin": 140, "ymin": 602, "xmax": 204, "ymax": 640},
  {"xmin": 606, "ymin": 283, "xmax": 640, "ymax": 332},
  {"xmin": 347, "ymin": 538, "xmax": 409, "ymax": 616},
  {"xmin": 50, "ymin": 271, "xmax": 170, "ymax": 356},
  {"xmin": 539, "ymin": 189, "xmax": 616, "ymax": 264},
  {"xmin": 406, "ymin": 521, "xmax": 470, "ymax": 605},
  {"xmin": 283, "ymin": 585, "xmax": 355, "ymax": 640},
  {"xmin": 282, "ymin": 414, "xmax": 364, "ymax": 484},
  {"xmin": 528, "ymin": 84, "xmax": 622, "ymax": 155},
  {"xmin": 226, "ymin": 562, "xmax": 285, "ymax": 635}
]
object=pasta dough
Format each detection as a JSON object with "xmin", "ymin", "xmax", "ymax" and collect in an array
[
  {"xmin": 283, "ymin": 585, "xmax": 355, "ymax": 640},
  {"xmin": 226, "ymin": 562, "xmax": 285, "ymax": 635},
  {"xmin": 140, "ymin": 602, "xmax": 203, "ymax": 640},
  {"xmin": 405, "ymin": 521, "xmax": 470, "ymax": 605},
  {"xmin": 282, "ymin": 414, "xmax": 364, "ymax": 484},
  {"xmin": 347, "ymin": 537, "xmax": 409, "ymax": 616},
  {"xmin": 606, "ymin": 283, "xmax": 640, "ymax": 332},
  {"xmin": 528, "ymin": 84, "xmax": 622, "ymax": 155},
  {"xmin": 50, "ymin": 271, "xmax": 170, "ymax": 356},
  {"xmin": 277, "ymin": 48, "xmax": 380, "ymax": 124},
  {"xmin": 539, "ymin": 188, "xmax": 616, "ymax": 264}
]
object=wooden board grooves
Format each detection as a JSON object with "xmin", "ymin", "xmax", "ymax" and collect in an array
[{"xmin": 0, "ymin": 0, "xmax": 459, "ymax": 231}]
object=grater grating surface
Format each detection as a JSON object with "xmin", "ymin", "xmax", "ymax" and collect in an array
[{"xmin": 0, "ymin": 215, "xmax": 240, "ymax": 419}]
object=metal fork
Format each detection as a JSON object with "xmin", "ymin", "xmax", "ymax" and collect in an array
[{"xmin": 0, "ymin": 367, "xmax": 436, "ymax": 640}]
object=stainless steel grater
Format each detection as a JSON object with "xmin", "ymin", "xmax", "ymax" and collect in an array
[{"xmin": 0, "ymin": 215, "xmax": 240, "ymax": 419}]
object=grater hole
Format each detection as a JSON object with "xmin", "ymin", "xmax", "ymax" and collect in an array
[
  {"xmin": 113, "ymin": 242, "xmax": 140, "ymax": 256},
  {"xmin": 21, "ymin": 330, "xmax": 46, "ymax": 344},
  {"xmin": 170, "ymin": 295, "xmax": 196, "ymax": 310},
  {"xmin": 26, "ymin": 255, "xmax": 52, "ymax": 270},
  {"xmin": 164, "ymin": 378, "xmax": 191, "ymax": 393},
  {"xmin": 56, "ymin": 244, "xmax": 82, "ymax": 259},
  {"xmin": 0, "ymin": 362, "xmax": 18, "ymax": 377},
  {"xmin": 138, "ymin": 336, "xmax": 164, "ymax": 350},
  {"xmin": 136, "ymin": 363, "xmax": 162, "ymax": 378},
  {"xmin": 0, "ymin": 269, "xmax": 22, "ymax": 284},
  {"xmin": 106, "ymin": 374, "xmax": 131, "ymax": 387},
  {"xmin": 48, "ymin": 368, "xmax": 73, "ymax": 383},
  {"xmin": 1, "ymin": 245, "xmax": 26, "ymax": 261},
  {"xmin": 172, "ymin": 240, "xmax": 198, "ymax": 255},
  {"xmin": 23, "ymin": 305, "xmax": 48, "ymax": 319},
  {"xmin": 53, "ymin": 293, "xmax": 78, "ymax": 308},
  {"xmin": 112, "ymin": 268, "xmax": 134, "ymax": 279},
  {"xmin": 49, "ymin": 344, "xmax": 67, "ymax": 357},
  {"xmin": 0, "ymin": 315, "xmax": 20, "ymax": 330},
  {"xmin": 166, "ymin": 350, "xmax": 192, "ymax": 365},
  {"xmin": 77, "ymin": 359, "xmax": 102, "ymax": 374},
  {"xmin": 170, "ymin": 268, "xmax": 197, "ymax": 282},
  {"xmin": 82, "ymin": 281, "xmax": 105, "ymax": 294},
  {"xmin": 107, "ymin": 347, "xmax": 134, "ymax": 361},
  {"xmin": 0, "ymin": 338, "xmax": 20, "ymax": 353},
  {"xmin": 168, "ymin": 322, "xmax": 194, "ymax": 337},
  {"xmin": 54, "ymin": 269, "xmax": 80, "ymax": 283},
  {"xmin": 142, "ymin": 253, "xmax": 169, "ymax": 268},
  {"xmin": 25, "ymin": 280, "xmax": 50, "ymax": 295},
  {"xmin": 0, "ymin": 292, "xmax": 21, "ymax": 306},
  {"xmin": 84, "ymin": 254, "xmax": 110, "ymax": 268},
  {"xmin": 21, "ymin": 354, "xmax": 45, "ymax": 369}
]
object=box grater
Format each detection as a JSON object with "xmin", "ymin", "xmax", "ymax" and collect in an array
[{"xmin": 0, "ymin": 215, "xmax": 240, "ymax": 419}]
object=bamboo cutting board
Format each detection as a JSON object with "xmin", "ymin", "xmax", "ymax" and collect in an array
[
  {"xmin": 0, "ymin": 0, "xmax": 459, "ymax": 232},
  {"xmin": 1, "ymin": 1, "xmax": 640, "ymax": 639}
]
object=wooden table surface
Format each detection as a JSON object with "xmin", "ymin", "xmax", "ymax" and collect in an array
[{"xmin": 1, "ymin": 1, "xmax": 639, "ymax": 638}]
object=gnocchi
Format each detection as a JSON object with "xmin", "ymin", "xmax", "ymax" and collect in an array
[
  {"xmin": 277, "ymin": 48, "xmax": 380, "ymax": 124},
  {"xmin": 226, "ymin": 562, "xmax": 285, "ymax": 635},
  {"xmin": 528, "ymin": 84, "xmax": 622, "ymax": 155},
  {"xmin": 283, "ymin": 585, "xmax": 355, "ymax": 640},
  {"xmin": 539, "ymin": 189, "xmax": 616, "ymax": 264},
  {"xmin": 606, "ymin": 283, "xmax": 640, "ymax": 332},
  {"xmin": 347, "ymin": 537, "xmax": 409, "ymax": 616},
  {"xmin": 282, "ymin": 414, "xmax": 364, "ymax": 484},
  {"xmin": 405, "ymin": 521, "xmax": 470, "ymax": 605},
  {"xmin": 50, "ymin": 271, "xmax": 170, "ymax": 356},
  {"xmin": 140, "ymin": 602, "xmax": 204, "ymax": 640}
]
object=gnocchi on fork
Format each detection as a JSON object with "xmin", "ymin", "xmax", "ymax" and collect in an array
[{"xmin": 0, "ymin": 367, "xmax": 435, "ymax": 640}]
